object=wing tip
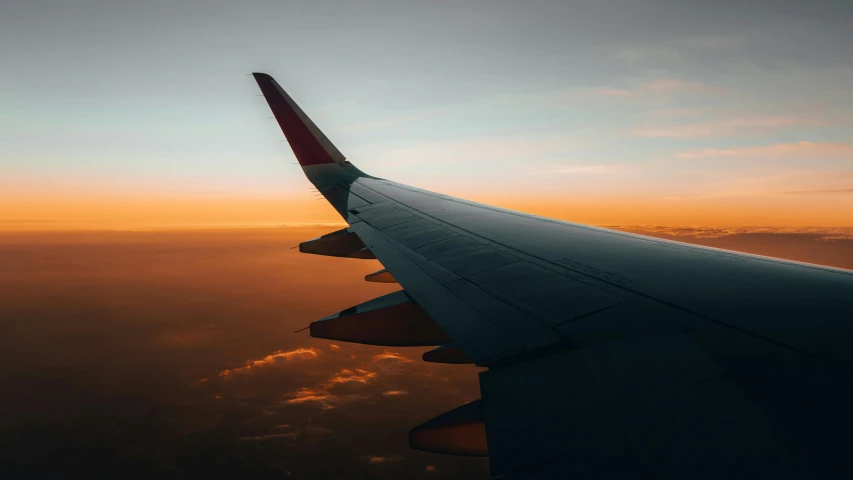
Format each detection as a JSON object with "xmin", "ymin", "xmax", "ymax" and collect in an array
[{"xmin": 252, "ymin": 72, "xmax": 274, "ymax": 83}]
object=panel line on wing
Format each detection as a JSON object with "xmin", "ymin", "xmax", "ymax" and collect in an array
[{"xmin": 354, "ymin": 182, "xmax": 853, "ymax": 374}]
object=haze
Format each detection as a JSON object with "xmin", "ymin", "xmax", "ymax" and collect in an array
[
  {"xmin": 2, "ymin": 0, "xmax": 852, "ymax": 228},
  {"xmin": 1, "ymin": 0, "xmax": 853, "ymax": 478}
]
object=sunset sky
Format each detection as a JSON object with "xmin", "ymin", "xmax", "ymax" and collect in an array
[
  {"xmin": 3, "ymin": 2, "xmax": 853, "ymax": 478},
  {"xmin": 2, "ymin": 0, "xmax": 853, "ymax": 229}
]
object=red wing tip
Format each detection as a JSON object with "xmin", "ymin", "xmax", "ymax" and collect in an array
[{"xmin": 252, "ymin": 72, "xmax": 273, "ymax": 81}]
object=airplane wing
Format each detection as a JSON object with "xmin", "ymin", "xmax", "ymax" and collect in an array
[{"xmin": 252, "ymin": 72, "xmax": 853, "ymax": 479}]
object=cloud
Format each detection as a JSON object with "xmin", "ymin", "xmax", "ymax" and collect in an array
[
  {"xmin": 238, "ymin": 433, "xmax": 298, "ymax": 442},
  {"xmin": 328, "ymin": 344, "xmax": 341, "ymax": 350},
  {"xmin": 631, "ymin": 116, "xmax": 820, "ymax": 138},
  {"xmin": 285, "ymin": 387, "xmax": 334, "ymax": 408},
  {"xmin": 284, "ymin": 368, "xmax": 378, "ymax": 410},
  {"xmin": 780, "ymin": 188, "xmax": 853, "ymax": 195},
  {"xmin": 365, "ymin": 135, "xmax": 575, "ymax": 166},
  {"xmin": 238, "ymin": 423, "xmax": 333, "ymax": 443},
  {"xmin": 218, "ymin": 347, "xmax": 322, "ymax": 378},
  {"xmin": 365, "ymin": 455, "xmax": 404, "ymax": 465},
  {"xmin": 528, "ymin": 164, "xmax": 627, "ymax": 175},
  {"xmin": 304, "ymin": 425, "xmax": 334, "ymax": 436},
  {"xmin": 327, "ymin": 368, "xmax": 377, "ymax": 385},
  {"xmin": 382, "ymin": 390, "xmax": 408, "ymax": 396},
  {"xmin": 643, "ymin": 79, "xmax": 723, "ymax": 94},
  {"xmin": 676, "ymin": 141, "xmax": 853, "ymax": 159},
  {"xmin": 816, "ymin": 236, "xmax": 853, "ymax": 242},
  {"xmin": 609, "ymin": 225, "xmax": 853, "ymax": 241},
  {"xmin": 590, "ymin": 79, "xmax": 721, "ymax": 99},
  {"xmin": 372, "ymin": 352, "xmax": 414, "ymax": 363}
]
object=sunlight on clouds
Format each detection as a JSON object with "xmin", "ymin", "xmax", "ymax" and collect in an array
[
  {"xmin": 382, "ymin": 390, "xmax": 408, "ymax": 396},
  {"xmin": 218, "ymin": 347, "xmax": 322, "ymax": 378},
  {"xmin": 610, "ymin": 225, "xmax": 853, "ymax": 241},
  {"xmin": 365, "ymin": 455, "xmax": 404, "ymax": 465},
  {"xmin": 372, "ymin": 352, "xmax": 414, "ymax": 363},
  {"xmin": 328, "ymin": 368, "xmax": 378, "ymax": 384},
  {"xmin": 285, "ymin": 387, "xmax": 336, "ymax": 409},
  {"xmin": 237, "ymin": 432, "xmax": 297, "ymax": 442},
  {"xmin": 283, "ymin": 367, "xmax": 379, "ymax": 410}
]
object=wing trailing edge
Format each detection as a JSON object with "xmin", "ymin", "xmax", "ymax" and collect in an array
[{"xmin": 309, "ymin": 290, "xmax": 450, "ymax": 347}]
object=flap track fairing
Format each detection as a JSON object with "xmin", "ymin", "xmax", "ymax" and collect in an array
[
  {"xmin": 423, "ymin": 343, "xmax": 472, "ymax": 364},
  {"xmin": 299, "ymin": 228, "xmax": 376, "ymax": 259},
  {"xmin": 365, "ymin": 268, "xmax": 398, "ymax": 283},
  {"xmin": 309, "ymin": 291, "xmax": 450, "ymax": 346},
  {"xmin": 409, "ymin": 400, "xmax": 488, "ymax": 457}
]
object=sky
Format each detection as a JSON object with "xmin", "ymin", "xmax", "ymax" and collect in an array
[
  {"xmin": 2, "ymin": 4, "xmax": 853, "ymax": 476},
  {"xmin": 2, "ymin": 0, "xmax": 852, "ymax": 228}
]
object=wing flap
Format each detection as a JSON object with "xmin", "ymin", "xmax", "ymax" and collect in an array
[{"xmin": 348, "ymin": 221, "xmax": 524, "ymax": 363}]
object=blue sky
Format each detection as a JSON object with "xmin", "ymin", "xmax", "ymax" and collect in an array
[{"xmin": 2, "ymin": 0, "xmax": 852, "ymax": 225}]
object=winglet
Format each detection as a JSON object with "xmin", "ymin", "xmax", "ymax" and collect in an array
[{"xmin": 252, "ymin": 72, "xmax": 346, "ymax": 166}]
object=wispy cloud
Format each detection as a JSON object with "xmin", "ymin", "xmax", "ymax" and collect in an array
[
  {"xmin": 676, "ymin": 141, "xmax": 853, "ymax": 159},
  {"xmin": 612, "ymin": 32, "xmax": 741, "ymax": 63},
  {"xmin": 367, "ymin": 135, "xmax": 575, "ymax": 166},
  {"xmin": 218, "ymin": 347, "xmax": 322, "ymax": 377},
  {"xmin": 527, "ymin": 164, "xmax": 629, "ymax": 176},
  {"xmin": 643, "ymin": 79, "xmax": 724, "ymax": 94},
  {"xmin": 237, "ymin": 423, "xmax": 334, "ymax": 443},
  {"xmin": 779, "ymin": 188, "xmax": 853, "ymax": 195},
  {"xmin": 382, "ymin": 390, "xmax": 408, "ymax": 396},
  {"xmin": 372, "ymin": 352, "xmax": 414, "ymax": 363},
  {"xmin": 609, "ymin": 225, "xmax": 853, "ymax": 241},
  {"xmin": 631, "ymin": 116, "xmax": 822, "ymax": 138},
  {"xmin": 237, "ymin": 432, "xmax": 298, "ymax": 442},
  {"xmin": 285, "ymin": 387, "xmax": 336, "ymax": 407},
  {"xmin": 340, "ymin": 115, "xmax": 424, "ymax": 133},
  {"xmin": 283, "ymin": 367, "xmax": 378, "ymax": 410},
  {"xmin": 328, "ymin": 368, "xmax": 377, "ymax": 384},
  {"xmin": 591, "ymin": 79, "xmax": 723, "ymax": 99},
  {"xmin": 365, "ymin": 455, "xmax": 405, "ymax": 465}
]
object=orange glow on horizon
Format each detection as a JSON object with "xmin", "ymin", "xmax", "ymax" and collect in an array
[{"xmin": 1, "ymin": 191, "xmax": 851, "ymax": 231}]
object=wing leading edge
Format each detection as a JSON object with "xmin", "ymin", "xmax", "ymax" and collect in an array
[{"xmin": 252, "ymin": 73, "xmax": 853, "ymax": 479}]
